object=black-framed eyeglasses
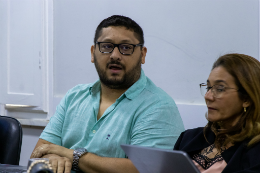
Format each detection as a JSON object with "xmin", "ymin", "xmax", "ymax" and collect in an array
[
  {"xmin": 96, "ymin": 42, "xmax": 143, "ymax": 55},
  {"xmin": 200, "ymin": 83, "xmax": 239, "ymax": 98}
]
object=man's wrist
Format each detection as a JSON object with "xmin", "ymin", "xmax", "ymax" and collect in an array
[{"xmin": 72, "ymin": 148, "xmax": 88, "ymax": 171}]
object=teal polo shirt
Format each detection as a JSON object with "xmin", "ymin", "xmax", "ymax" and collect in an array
[{"xmin": 40, "ymin": 70, "xmax": 184, "ymax": 158}]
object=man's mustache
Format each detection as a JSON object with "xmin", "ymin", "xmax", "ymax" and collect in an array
[{"xmin": 106, "ymin": 60, "xmax": 125, "ymax": 69}]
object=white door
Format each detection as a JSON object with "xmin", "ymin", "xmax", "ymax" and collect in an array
[{"xmin": 0, "ymin": 0, "xmax": 47, "ymax": 112}]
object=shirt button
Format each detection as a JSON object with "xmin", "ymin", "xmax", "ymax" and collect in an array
[{"xmin": 93, "ymin": 130, "xmax": 96, "ymax": 133}]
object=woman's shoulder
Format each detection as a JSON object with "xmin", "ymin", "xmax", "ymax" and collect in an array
[
  {"xmin": 181, "ymin": 127, "xmax": 205, "ymax": 137},
  {"xmin": 244, "ymin": 140, "xmax": 260, "ymax": 156},
  {"xmin": 174, "ymin": 127, "xmax": 209, "ymax": 150}
]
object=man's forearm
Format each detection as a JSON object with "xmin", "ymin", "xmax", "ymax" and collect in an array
[
  {"xmin": 54, "ymin": 147, "xmax": 139, "ymax": 173},
  {"xmin": 78, "ymin": 152, "xmax": 139, "ymax": 173},
  {"xmin": 32, "ymin": 144, "xmax": 138, "ymax": 173}
]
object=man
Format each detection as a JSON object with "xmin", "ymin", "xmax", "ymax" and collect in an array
[{"xmin": 31, "ymin": 15, "xmax": 184, "ymax": 173}]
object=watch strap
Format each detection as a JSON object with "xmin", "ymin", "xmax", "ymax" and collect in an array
[{"xmin": 72, "ymin": 148, "xmax": 88, "ymax": 171}]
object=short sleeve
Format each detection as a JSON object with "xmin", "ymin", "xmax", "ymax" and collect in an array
[
  {"xmin": 130, "ymin": 100, "xmax": 185, "ymax": 149},
  {"xmin": 39, "ymin": 86, "xmax": 76, "ymax": 145}
]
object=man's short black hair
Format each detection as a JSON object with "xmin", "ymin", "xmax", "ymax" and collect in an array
[{"xmin": 94, "ymin": 15, "xmax": 144, "ymax": 45}]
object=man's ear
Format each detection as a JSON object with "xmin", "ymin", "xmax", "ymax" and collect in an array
[
  {"xmin": 91, "ymin": 45, "xmax": 95, "ymax": 63},
  {"xmin": 141, "ymin": 46, "xmax": 147, "ymax": 64}
]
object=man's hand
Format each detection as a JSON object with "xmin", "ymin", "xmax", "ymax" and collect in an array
[
  {"xmin": 31, "ymin": 139, "xmax": 139, "ymax": 173},
  {"xmin": 42, "ymin": 154, "xmax": 72, "ymax": 173},
  {"xmin": 31, "ymin": 143, "xmax": 73, "ymax": 161},
  {"xmin": 31, "ymin": 142, "xmax": 74, "ymax": 173},
  {"xmin": 31, "ymin": 144, "xmax": 51, "ymax": 158}
]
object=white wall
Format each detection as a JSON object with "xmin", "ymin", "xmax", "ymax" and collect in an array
[
  {"xmin": 1, "ymin": 0, "xmax": 259, "ymax": 166},
  {"xmin": 53, "ymin": 0, "xmax": 259, "ymax": 105}
]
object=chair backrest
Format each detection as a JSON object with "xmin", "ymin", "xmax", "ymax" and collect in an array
[{"xmin": 0, "ymin": 116, "xmax": 23, "ymax": 165}]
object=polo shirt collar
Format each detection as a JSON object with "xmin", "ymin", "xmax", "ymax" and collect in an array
[
  {"xmin": 89, "ymin": 69, "xmax": 147, "ymax": 100},
  {"xmin": 124, "ymin": 69, "xmax": 147, "ymax": 100},
  {"xmin": 89, "ymin": 80, "xmax": 101, "ymax": 95}
]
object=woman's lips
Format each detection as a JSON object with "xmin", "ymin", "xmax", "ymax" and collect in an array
[{"xmin": 208, "ymin": 107, "xmax": 217, "ymax": 110}]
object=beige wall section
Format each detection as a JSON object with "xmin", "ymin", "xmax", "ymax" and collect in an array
[{"xmin": 19, "ymin": 126, "xmax": 44, "ymax": 166}]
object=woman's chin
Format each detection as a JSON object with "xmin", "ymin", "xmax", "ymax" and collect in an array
[{"xmin": 207, "ymin": 116, "xmax": 219, "ymax": 123}]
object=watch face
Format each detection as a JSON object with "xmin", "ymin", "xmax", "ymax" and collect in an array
[
  {"xmin": 78, "ymin": 148, "xmax": 87, "ymax": 153},
  {"xmin": 76, "ymin": 148, "xmax": 87, "ymax": 157}
]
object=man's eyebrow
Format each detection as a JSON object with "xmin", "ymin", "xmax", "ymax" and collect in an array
[
  {"xmin": 98, "ymin": 39, "xmax": 113, "ymax": 42},
  {"xmin": 98, "ymin": 39, "xmax": 133, "ymax": 44},
  {"xmin": 119, "ymin": 40, "xmax": 133, "ymax": 43}
]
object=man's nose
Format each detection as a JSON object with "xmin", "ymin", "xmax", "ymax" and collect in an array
[{"xmin": 110, "ymin": 47, "xmax": 122, "ymax": 60}]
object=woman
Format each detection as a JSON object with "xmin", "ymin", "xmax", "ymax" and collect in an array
[{"xmin": 174, "ymin": 53, "xmax": 260, "ymax": 173}]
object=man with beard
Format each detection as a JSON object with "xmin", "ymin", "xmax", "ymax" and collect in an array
[{"xmin": 31, "ymin": 15, "xmax": 184, "ymax": 173}]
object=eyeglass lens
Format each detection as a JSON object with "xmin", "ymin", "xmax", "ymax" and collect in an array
[
  {"xmin": 200, "ymin": 84, "xmax": 224, "ymax": 98},
  {"xmin": 99, "ymin": 43, "xmax": 134, "ymax": 55},
  {"xmin": 200, "ymin": 84, "xmax": 208, "ymax": 97}
]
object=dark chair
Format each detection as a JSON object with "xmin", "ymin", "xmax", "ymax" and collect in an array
[{"xmin": 0, "ymin": 116, "xmax": 23, "ymax": 165}]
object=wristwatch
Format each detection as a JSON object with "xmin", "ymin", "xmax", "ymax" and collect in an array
[{"xmin": 72, "ymin": 148, "xmax": 88, "ymax": 171}]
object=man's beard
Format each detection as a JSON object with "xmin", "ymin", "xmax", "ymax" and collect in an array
[{"xmin": 93, "ymin": 54, "xmax": 142, "ymax": 89}]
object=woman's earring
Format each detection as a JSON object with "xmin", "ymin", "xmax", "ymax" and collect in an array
[{"xmin": 244, "ymin": 107, "xmax": 247, "ymax": 112}]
